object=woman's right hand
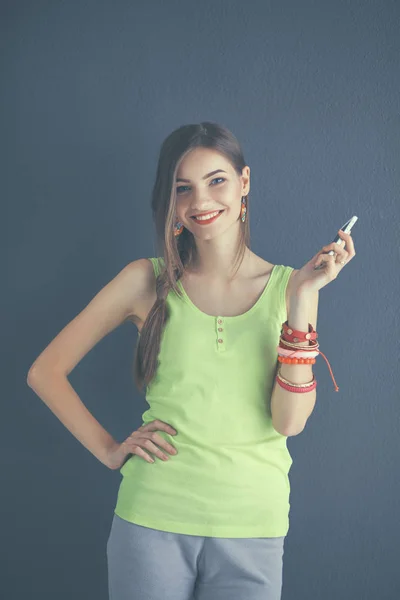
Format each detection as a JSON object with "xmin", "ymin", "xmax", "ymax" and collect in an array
[{"xmin": 106, "ymin": 419, "xmax": 178, "ymax": 470}]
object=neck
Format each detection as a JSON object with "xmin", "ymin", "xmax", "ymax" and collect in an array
[{"xmin": 189, "ymin": 245, "xmax": 252, "ymax": 281}]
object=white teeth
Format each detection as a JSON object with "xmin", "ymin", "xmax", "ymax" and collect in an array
[{"xmin": 193, "ymin": 211, "xmax": 220, "ymax": 221}]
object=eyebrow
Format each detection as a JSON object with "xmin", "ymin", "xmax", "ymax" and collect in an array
[{"xmin": 176, "ymin": 169, "xmax": 227, "ymax": 183}]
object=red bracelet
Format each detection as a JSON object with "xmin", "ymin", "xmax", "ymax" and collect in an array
[
  {"xmin": 279, "ymin": 321, "xmax": 339, "ymax": 392},
  {"xmin": 276, "ymin": 375, "xmax": 318, "ymax": 393},
  {"xmin": 281, "ymin": 320, "xmax": 318, "ymax": 343}
]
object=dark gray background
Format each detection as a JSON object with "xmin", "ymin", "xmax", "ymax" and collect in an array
[{"xmin": 3, "ymin": 1, "xmax": 399, "ymax": 598}]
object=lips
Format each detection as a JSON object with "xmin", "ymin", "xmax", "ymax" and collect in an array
[
  {"xmin": 190, "ymin": 210, "xmax": 224, "ymax": 225},
  {"xmin": 190, "ymin": 210, "xmax": 223, "ymax": 219}
]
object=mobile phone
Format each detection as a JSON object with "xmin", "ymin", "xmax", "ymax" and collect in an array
[{"xmin": 314, "ymin": 215, "xmax": 358, "ymax": 269}]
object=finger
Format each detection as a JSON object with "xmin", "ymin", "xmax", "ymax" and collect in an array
[
  {"xmin": 130, "ymin": 437, "xmax": 170, "ymax": 461},
  {"xmin": 148, "ymin": 431, "xmax": 178, "ymax": 456},
  {"xmin": 123, "ymin": 440, "xmax": 155, "ymax": 463},
  {"xmin": 332, "ymin": 243, "xmax": 349, "ymax": 261},
  {"xmin": 313, "ymin": 254, "xmax": 337, "ymax": 270},
  {"xmin": 142, "ymin": 437, "xmax": 172, "ymax": 461},
  {"xmin": 311, "ymin": 241, "xmax": 343, "ymax": 264},
  {"xmin": 319, "ymin": 243, "xmax": 349, "ymax": 265},
  {"xmin": 141, "ymin": 420, "xmax": 177, "ymax": 436},
  {"xmin": 131, "ymin": 430, "xmax": 177, "ymax": 458},
  {"xmin": 338, "ymin": 229, "xmax": 356, "ymax": 256},
  {"xmin": 313, "ymin": 247, "xmax": 335, "ymax": 268},
  {"xmin": 321, "ymin": 241, "xmax": 346, "ymax": 254},
  {"xmin": 134, "ymin": 446, "xmax": 156, "ymax": 463}
]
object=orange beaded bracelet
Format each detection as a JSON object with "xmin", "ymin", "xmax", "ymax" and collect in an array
[
  {"xmin": 278, "ymin": 356, "xmax": 316, "ymax": 364},
  {"xmin": 277, "ymin": 320, "xmax": 339, "ymax": 391}
]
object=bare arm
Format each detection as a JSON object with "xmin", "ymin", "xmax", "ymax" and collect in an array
[
  {"xmin": 27, "ymin": 259, "xmax": 151, "ymax": 467},
  {"xmin": 27, "ymin": 372, "xmax": 118, "ymax": 467},
  {"xmin": 270, "ymin": 289, "xmax": 319, "ymax": 436}
]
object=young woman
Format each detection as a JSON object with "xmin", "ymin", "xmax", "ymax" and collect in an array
[{"xmin": 27, "ymin": 122, "xmax": 355, "ymax": 600}]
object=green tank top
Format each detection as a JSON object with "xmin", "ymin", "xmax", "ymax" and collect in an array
[{"xmin": 114, "ymin": 257, "xmax": 295, "ymax": 537}]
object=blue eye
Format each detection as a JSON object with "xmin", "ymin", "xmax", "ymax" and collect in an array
[{"xmin": 176, "ymin": 177, "xmax": 225, "ymax": 194}]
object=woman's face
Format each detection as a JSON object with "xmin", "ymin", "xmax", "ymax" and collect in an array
[{"xmin": 174, "ymin": 147, "xmax": 250, "ymax": 240}]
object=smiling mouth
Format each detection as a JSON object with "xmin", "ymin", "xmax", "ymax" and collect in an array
[{"xmin": 190, "ymin": 210, "xmax": 224, "ymax": 223}]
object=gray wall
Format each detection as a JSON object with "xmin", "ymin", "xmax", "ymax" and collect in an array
[{"xmin": 3, "ymin": 1, "xmax": 399, "ymax": 598}]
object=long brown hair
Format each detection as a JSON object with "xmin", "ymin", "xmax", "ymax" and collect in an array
[{"xmin": 133, "ymin": 122, "xmax": 251, "ymax": 392}]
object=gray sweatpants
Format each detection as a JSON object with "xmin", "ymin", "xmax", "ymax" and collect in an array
[{"xmin": 106, "ymin": 513, "xmax": 285, "ymax": 600}]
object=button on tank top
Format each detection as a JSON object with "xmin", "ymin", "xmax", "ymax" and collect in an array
[{"xmin": 114, "ymin": 257, "xmax": 295, "ymax": 537}]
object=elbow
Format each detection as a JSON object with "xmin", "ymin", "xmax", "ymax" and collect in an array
[
  {"xmin": 273, "ymin": 421, "xmax": 306, "ymax": 437},
  {"xmin": 27, "ymin": 362, "xmax": 46, "ymax": 387},
  {"xmin": 284, "ymin": 425, "xmax": 305, "ymax": 437},
  {"xmin": 27, "ymin": 366, "xmax": 38, "ymax": 387},
  {"xmin": 27, "ymin": 362, "xmax": 67, "ymax": 387}
]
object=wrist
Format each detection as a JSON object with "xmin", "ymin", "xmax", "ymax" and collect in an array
[{"xmin": 290, "ymin": 286, "xmax": 314, "ymax": 303}]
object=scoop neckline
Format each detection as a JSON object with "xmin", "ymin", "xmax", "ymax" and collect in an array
[{"xmin": 175, "ymin": 264, "xmax": 279, "ymax": 320}]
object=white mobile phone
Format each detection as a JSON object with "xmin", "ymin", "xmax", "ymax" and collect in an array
[{"xmin": 314, "ymin": 215, "xmax": 358, "ymax": 269}]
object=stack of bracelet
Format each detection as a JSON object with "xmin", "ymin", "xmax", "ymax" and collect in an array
[{"xmin": 275, "ymin": 321, "xmax": 340, "ymax": 393}]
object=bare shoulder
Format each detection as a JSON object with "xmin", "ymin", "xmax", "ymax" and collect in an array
[
  {"xmin": 98, "ymin": 257, "xmax": 155, "ymax": 324},
  {"xmin": 123, "ymin": 258, "xmax": 157, "ymax": 325},
  {"xmin": 251, "ymin": 254, "xmax": 297, "ymax": 315}
]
